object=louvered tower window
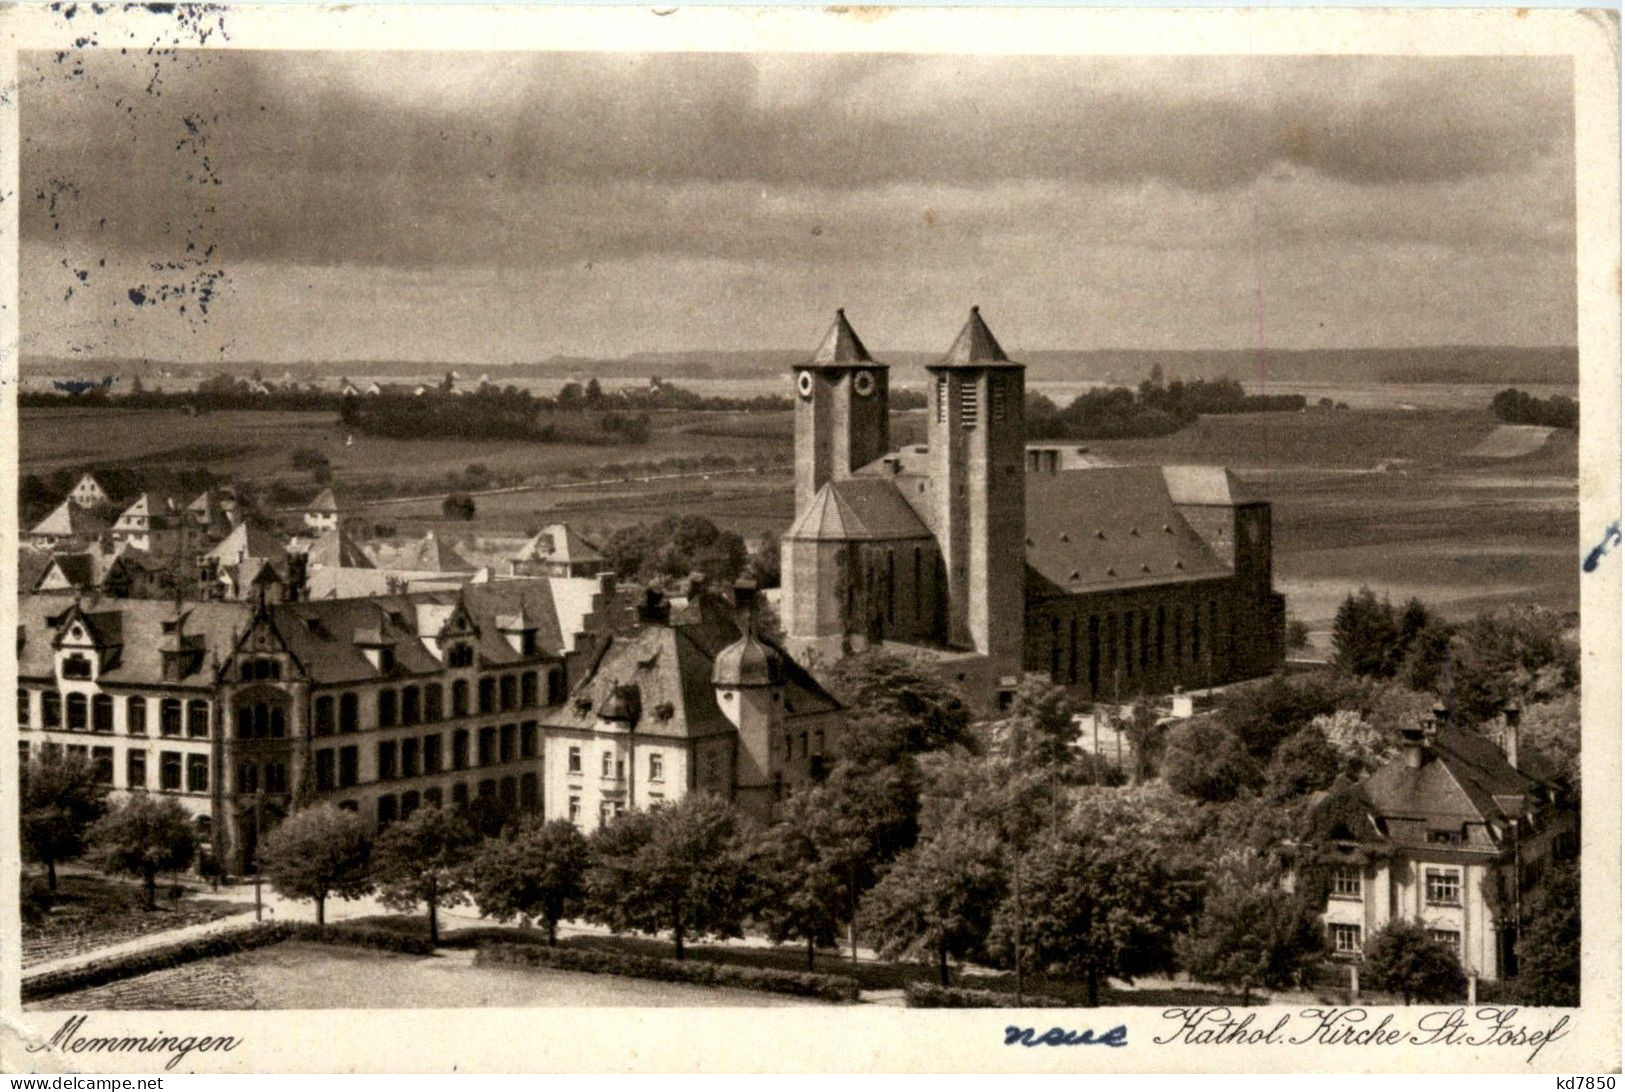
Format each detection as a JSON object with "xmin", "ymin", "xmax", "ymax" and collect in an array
[
  {"xmin": 958, "ymin": 381, "xmax": 978, "ymax": 427},
  {"xmin": 936, "ymin": 376, "xmax": 948, "ymax": 423},
  {"xmin": 991, "ymin": 377, "xmax": 1007, "ymax": 421}
]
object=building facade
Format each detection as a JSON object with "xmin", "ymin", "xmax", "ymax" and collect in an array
[
  {"xmin": 780, "ymin": 307, "xmax": 1286, "ymax": 708},
  {"xmin": 1290, "ymin": 714, "xmax": 1578, "ymax": 981}
]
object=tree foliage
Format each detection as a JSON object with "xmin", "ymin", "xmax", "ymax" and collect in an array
[
  {"xmin": 1361, "ymin": 920, "xmax": 1466, "ymax": 1004},
  {"xmin": 602, "ymin": 515, "xmax": 749, "ymax": 587},
  {"xmin": 87, "ymin": 795, "xmax": 196, "ymax": 910},
  {"xmin": 259, "ymin": 803, "xmax": 374, "ymax": 927},
  {"xmin": 1162, "ymin": 719, "xmax": 1262, "ymax": 803},
  {"xmin": 1263, "ymin": 726, "xmax": 1342, "ymax": 802},
  {"xmin": 826, "ymin": 651, "xmax": 974, "ymax": 764},
  {"xmin": 371, "ymin": 805, "xmax": 480, "ymax": 943},
  {"xmin": 1516, "ymin": 863, "xmax": 1579, "ymax": 1006},
  {"xmin": 471, "ymin": 818, "xmax": 592, "ymax": 945},
  {"xmin": 21, "ymin": 751, "xmax": 108, "ymax": 891},
  {"xmin": 1175, "ymin": 850, "xmax": 1324, "ymax": 1001},
  {"xmin": 584, "ymin": 795, "xmax": 752, "ymax": 960},
  {"xmin": 859, "ymin": 819, "xmax": 1005, "ymax": 985}
]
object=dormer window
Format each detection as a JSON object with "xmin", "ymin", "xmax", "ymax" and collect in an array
[{"xmin": 61, "ymin": 652, "xmax": 94, "ymax": 680}]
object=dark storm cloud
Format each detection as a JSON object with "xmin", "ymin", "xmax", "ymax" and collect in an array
[{"xmin": 21, "ymin": 50, "xmax": 1572, "ymax": 270}]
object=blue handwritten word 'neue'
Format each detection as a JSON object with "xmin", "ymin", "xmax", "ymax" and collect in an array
[
  {"xmin": 1583, "ymin": 520, "xmax": 1621, "ymax": 573},
  {"xmin": 1005, "ymin": 1025, "xmax": 1128, "ymax": 1048}
]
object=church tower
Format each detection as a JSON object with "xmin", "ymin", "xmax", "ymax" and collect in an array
[
  {"xmin": 792, "ymin": 310, "xmax": 890, "ymax": 512},
  {"xmin": 925, "ymin": 307, "xmax": 1026, "ymax": 681}
]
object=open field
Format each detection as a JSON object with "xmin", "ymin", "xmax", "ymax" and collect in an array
[
  {"xmin": 33, "ymin": 941, "xmax": 817, "ymax": 1010},
  {"xmin": 20, "ymin": 400, "xmax": 1578, "ymax": 627}
]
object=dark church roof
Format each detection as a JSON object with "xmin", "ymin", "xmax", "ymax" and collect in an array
[
  {"xmin": 1024, "ymin": 466, "xmax": 1228, "ymax": 594},
  {"xmin": 785, "ymin": 478, "xmax": 933, "ymax": 542},
  {"xmin": 807, "ymin": 309, "xmax": 882, "ymax": 369},
  {"xmin": 933, "ymin": 306, "xmax": 1021, "ymax": 369}
]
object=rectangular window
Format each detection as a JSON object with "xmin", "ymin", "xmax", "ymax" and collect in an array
[
  {"xmin": 568, "ymin": 795, "xmax": 581, "ymax": 823},
  {"xmin": 402, "ymin": 687, "xmax": 421, "ymax": 726},
  {"xmin": 1329, "ymin": 923, "xmax": 1362, "ymax": 954},
  {"xmin": 67, "ymin": 694, "xmax": 88, "ymax": 731},
  {"xmin": 338, "ymin": 745, "xmax": 359, "ymax": 788},
  {"xmin": 126, "ymin": 749, "xmax": 147, "ymax": 790},
  {"xmin": 314, "ymin": 696, "xmax": 335, "ymax": 736},
  {"xmin": 160, "ymin": 751, "xmax": 182, "ymax": 791},
  {"xmin": 500, "ymin": 675, "xmax": 517, "ymax": 711},
  {"xmin": 1425, "ymin": 868, "xmax": 1462, "ymax": 907},
  {"xmin": 424, "ymin": 734, "xmax": 442, "ymax": 774},
  {"xmin": 378, "ymin": 689, "xmax": 398, "ymax": 728},
  {"xmin": 478, "ymin": 727, "xmax": 496, "ymax": 767},
  {"xmin": 500, "ymin": 723, "xmax": 517, "ymax": 764},
  {"xmin": 1429, "ymin": 929, "xmax": 1461, "ymax": 952},
  {"xmin": 453, "ymin": 730, "xmax": 469, "ymax": 770},
  {"xmin": 520, "ymin": 721, "xmax": 537, "ymax": 759},
  {"xmin": 601, "ymin": 750, "xmax": 613, "ymax": 778},
  {"xmin": 935, "ymin": 376, "xmax": 948, "ymax": 423},
  {"xmin": 991, "ymin": 377, "xmax": 1007, "ymax": 421},
  {"xmin": 264, "ymin": 763, "xmax": 287, "ymax": 794},
  {"xmin": 424, "ymin": 683, "xmax": 443, "ymax": 722},
  {"xmin": 378, "ymin": 794, "xmax": 398, "ymax": 826},
  {"xmin": 378, "ymin": 740, "xmax": 398, "ymax": 781},
  {"xmin": 546, "ymin": 670, "xmax": 566, "ymax": 706},
  {"xmin": 479, "ymin": 678, "xmax": 496, "ymax": 714},
  {"xmin": 1332, "ymin": 868, "xmax": 1363, "ymax": 899},
  {"xmin": 161, "ymin": 699, "xmax": 182, "ymax": 736},
  {"xmin": 958, "ymin": 381, "xmax": 978, "ymax": 427},
  {"xmin": 402, "ymin": 737, "xmax": 420, "ymax": 778},
  {"xmin": 92, "ymin": 746, "xmax": 114, "ymax": 784},
  {"xmin": 186, "ymin": 754, "xmax": 208, "ymax": 793},
  {"xmin": 649, "ymin": 752, "xmax": 664, "ymax": 781},
  {"xmin": 93, "ymin": 694, "xmax": 114, "ymax": 733},
  {"xmin": 43, "ymin": 692, "xmax": 61, "ymax": 728},
  {"xmin": 127, "ymin": 696, "xmax": 147, "ymax": 735},
  {"xmin": 451, "ymin": 781, "xmax": 469, "ymax": 806},
  {"xmin": 521, "ymin": 672, "xmax": 539, "ymax": 709},
  {"xmin": 315, "ymin": 749, "xmax": 336, "ymax": 792},
  {"xmin": 339, "ymin": 693, "xmax": 359, "ymax": 733},
  {"xmin": 568, "ymin": 746, "xmax": 582, "ymax": 774},
  {"xmin": 186, "ymin": 700, "xmax": 209, "ymax": 738},
  {"xmin": 17, "ymin": 689, "xmax": 29, "ymax": 727}
]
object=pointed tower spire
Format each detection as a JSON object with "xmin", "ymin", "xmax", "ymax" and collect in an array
[
  {"xmin": 808, "ymin": 308, "xmax": 876, "ymax": 367},
  {"xmin": 939, "ymin": 305, "xmax": 1014, "ymax": 367}
]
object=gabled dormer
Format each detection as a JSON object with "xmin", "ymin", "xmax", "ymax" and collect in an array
[
  {"xmin": 226, "ymin": 608, "xmax": 301, "ymax": 684},
  {"xmin": 416, "ymin": 601, "xmax": 477, "ymax": 665},
  {"xmin": 52, "ymin": 602, "xmax": 124, "ymax": 681},
  {"xmin": 496, "ymin": 605, "xmax": 541, "ymax": 657},
  {"xmin": 353, "ymin": 625, "xmax": 397, "ymax": 673},
  {"xmin": 157, "ymin": 608, "xmax": 206, "ymax": 681}
]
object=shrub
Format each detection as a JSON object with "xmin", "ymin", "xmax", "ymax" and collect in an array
[
  {"xmin": 22, "ymin": 924, "xmax": 293, "ymax": 1001},
  {"xmin": 475, "ymin": 941, "xmax": 860, "ymax": 1003},
  {"xmin": 904, "ymin": 982, "xmax": 1070, "ymax": 1008},
  {"xmin": 284, "ymin": 922, "xmax": 437, "ymax": 955}
]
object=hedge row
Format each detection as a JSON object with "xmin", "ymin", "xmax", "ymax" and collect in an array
[
  {"xmin": 284, "ymin": 923, "xmax": 437, "ymax": 956},
  {"xmin": 22, "ymin": 923, "xmax": 294, "ymax": 1002},
  {"xmin": 437, "ymin": 927, "xmax": 555, "ymax": 951},
  {"xmin": 905, "ymin": 982, "xmax": 1072, "ymax": 1009},
  {"xmin": 476, "ymin": 941, "xmax": 860, "ymax": 1003}
]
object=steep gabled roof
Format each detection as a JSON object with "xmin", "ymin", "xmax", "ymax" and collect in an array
[
  {"xmin": 1024, "ymin": 466, "xmax": 1228, "ymax": 594},
  {"xmin": 1363, "ymin": 726, "xmax": 1550, "ymax": 830},
  {"xmin": 512, "ymin": 524, "xmax": 605, "ymax": 566},
  {"xmin": 206, "ymin": 520, "xmax": 289, "ymax": 565},
  {"xmin": 807, "ymin": 309, "xmax": 881, "ymax": 368},
  {"xmin": 934, "ymin": 306, "xmax": 1019, "ymax": 368},
  {"xmin": 30, "ymin": 500, "xmax": 109, "ymax": 538},
  {"xmin": 305, "ymin": 528, "xmax": 374, "ymax": 569},
  {"xmin": 785, "ymin": 478, "xmax": 932, "ymax": 542},
  {"xmin": 307, "ymin": 488, "xmax": 339, "ymax": 514},
  {"xmin": 16, "ymin": 595, "xmax": 250, "ymax": 687}
]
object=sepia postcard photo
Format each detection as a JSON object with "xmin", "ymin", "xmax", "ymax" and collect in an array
[{"xmin": 0, "ymin": 2, "xmax": 1619, "ymax": 1074}]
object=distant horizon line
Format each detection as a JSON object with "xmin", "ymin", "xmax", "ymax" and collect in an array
[{"xmin": 20, "ymin": 342, "xmax": 1582, "ymax": 370}]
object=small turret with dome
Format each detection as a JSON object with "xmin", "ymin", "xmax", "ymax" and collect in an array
[
  {"xmin": 713, "ymin": 581, "xmax": 784, "ymax": 689},
  {"xmin": 712, "ymin": 581, "xmax": 785, "ymax": 789}
]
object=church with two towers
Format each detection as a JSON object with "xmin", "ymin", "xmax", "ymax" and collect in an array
[{"xmin": 777, "ymin": 307, "xmax": 1286, "ymax": 709}]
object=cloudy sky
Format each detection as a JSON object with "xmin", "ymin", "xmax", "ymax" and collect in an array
[{"xmin": 20, "ymin": 50, "xmax": 1575, "ymax": 364}]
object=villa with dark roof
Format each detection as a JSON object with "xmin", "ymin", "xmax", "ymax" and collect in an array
[
  {"xmin": 779, "ymin": 307, "xmax": 1286, "ymax": 707},
  {"xmin": 1290, "ymin": 712, "xmax": 1577, "ymax": 981}
]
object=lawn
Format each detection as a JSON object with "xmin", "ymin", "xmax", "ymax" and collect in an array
[
  {"xmin": 34, "ymin": 941, "xmax": 818, "ymax": 1010},
  {"xmin": 22, "ymin": 873, "xmax": 245, "ymax": 969}
]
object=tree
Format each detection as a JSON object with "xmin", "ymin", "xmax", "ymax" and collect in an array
[
  {"xmin": 1516, "ymin": 863, "xmax": 1579, "ymax": 1005},
  {"xmin": 746, "ymin": 814, "xmax": 846, "ymax": 970},
  {"xmin": 1332, "ymin": 587, "xmax": 1401, "ymax": 677},
  {"xmin": 1362, "ymin": 920, "xmax": 1466, "ymax": 1004},
  {"xmin": 1176, "ymin": 850, "xmax": 1325, "ymax": 1003},
  {"xmin": 259, "ymin": 803, "xmax": 374, "ymax": 928},
  {"xmin": 1447, "ymin": 605, "xmax": 1579, "ymax": 724},
  {"xmin": 21, "ymin": 751, "xmax": 108, "ymax": 891},
  {"xmin": 1313, "ymin": 709, "xmax": 1396, "ymax": 778},
  {"xmin": 859, "ymin": 818, "xmax": 1005, "ymax": 985},
  {"xmin": 1286, "ymin": 619, "xmax": 1311, "ymax": 652},
  {"xmin": 996, "ymin": 676, "xmax": 1079, "ymax": 776},
  {"xmin": 826, "ymin": 651, "xmax": 973, "ymax": 764},
  {"xmin": 1520, "ymin": 692, "xmax": 1581, "ymax": 788},
  {"xmin": 1162, "ymin": 719, "xmax": 1262, "ymax": 803},
  {"xmin": 584, "ymin": 795, "xmax": 752, "ymax": 960},
  {"xmin": 471, "ymin": 819, "xmax": 591, "ymax": 946},
  {"xmin": 987, "ymin": 824, "xmax": 1186, "ymax": 1006},
  {"xmin": 371, "ymin": 805, "xmax": 480, "ymax": 943},
  {"xmin": 772, "ymin": 762, "xmax": 921, "ymax": 961},
  {"xmin": 87, "ymin": 795, "xmax": 197, "ymax": 910},
  {"xmin": 602, "ymin": 515, "xmax": 750, "ymax": 587},
  {"xmin": 1262, "ymin": 725, "xmax": 1342, "ymax": 802},
  {"xmin": 442, "ymin": 492, "xmax": 476, "ymax": 521},
  {"xmin": 1215, "ymin": 671, "xmax": 1356, "ymax": 760}
]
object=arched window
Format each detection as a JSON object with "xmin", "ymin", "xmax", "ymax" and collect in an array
[
  {"xmin": 402, "ymin": 686, "xmax": 421, "ymax": 726},
  {"xmin": 378, "ymin": 689, "xmax": 398, "ymax": 728},
  {"xmin": 237, "ymin": 706, "xmax": 253, "ymax": 738},
  {"xmin": 239, "ymin": 762, "xmax": 259, "ymax": 793},
  {"xmin": 270, "ymin": 708, "xmax": 286, "ymax": 738},
  {"xmin": 478, "ymin": 678, "xmax": 496, "ymax": 714},
  {"xmin": 424, "ymin": 683, "xmax": 444, "ymax": 722},
  {"xmin": 401, "ymin": 790, "xmax": 421, "ymax": 819},
  {"xmin": 452, "ymin": 680, "xmax": 469, "ymax": 717},
  {"xmin": 66, "ymin": 693, "xmax": 88, "ymax": 731},
  {"xmin": 253, "ymin": 703, "xmax": 269, "ymax": 738}
]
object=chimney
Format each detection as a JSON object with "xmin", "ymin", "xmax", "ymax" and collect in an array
[
  {"xmin": 732, "ymin": 578, "xmax": 759, "ymax": 635},
  {"xmin": 1400, "ymin": 722, "xmax": 1429, "ymax": 769},
  {"xmin": 1502, "ymin": 700, "xmax": 1522, "ymax": 770},
  {"xmin": 638, "ymin": 586, "xmax": 670, "ymax": 625}
]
